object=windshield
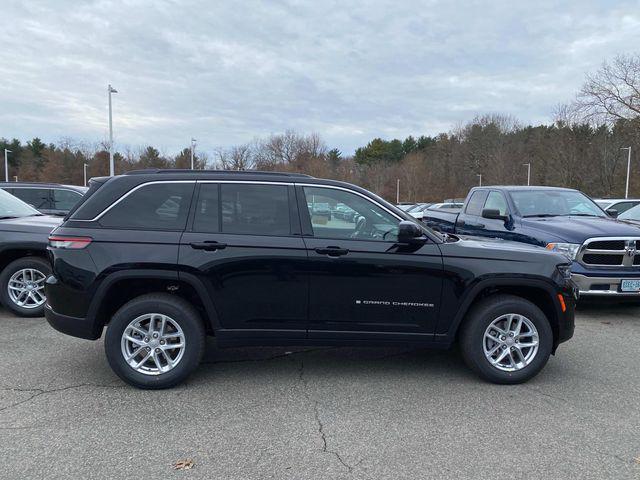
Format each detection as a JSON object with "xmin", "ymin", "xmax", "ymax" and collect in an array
[
  {"xmin": 619, "ymin": 204, "xmax": 640, "ymax": 221},
  {"xmin": 0, "ymin": 189, "xmax": 41, "ymax": 218},
  {"xmin": 511, "ymin": 190, "xmax": 606, "ymax": 218}
]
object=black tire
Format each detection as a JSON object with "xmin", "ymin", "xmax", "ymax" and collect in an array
[
  {"xmin": 459, "ymin": 294, "xmax": 553, "ymax": 384},
  {"xmin": 104, "ymin": 293, "xmax": 205, "ymax": 389},
  {"xmin": 0, "ymin": 256, "xmax": 51, "ymax": 318}
]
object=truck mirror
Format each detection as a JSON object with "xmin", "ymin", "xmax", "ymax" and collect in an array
[{"xmin": 482, "ymin": 208, "xmax": 508, "ymax": 221}]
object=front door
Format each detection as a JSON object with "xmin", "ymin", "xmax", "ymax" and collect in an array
[
  {"xmin": 298, "ymin": 185, "xmax": 443, "ymax": 342},
  {"xmin": 179, "ymin": 182, "xmax": 308, "ymax": 343}
]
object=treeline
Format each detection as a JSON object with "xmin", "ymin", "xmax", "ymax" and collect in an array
[{"xmin": 1, "ymin": 54, "xmax": 639, "ymax": 202}]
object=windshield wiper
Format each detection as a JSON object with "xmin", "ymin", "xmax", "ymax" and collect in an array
[
  {"xmin": 0, "ymin": 215, "xmax": 20, "ymax": 220},
  {"xmin": 523, "ymin": 214, "xmax": 559, "ymax": 218}
]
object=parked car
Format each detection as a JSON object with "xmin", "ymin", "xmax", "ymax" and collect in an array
[
  {"xmin": 0, "ymin": 182, "xmax": 87, "ymax": 216},
  {"xmin": 423, "ymin": 186, "xmax": 640, "ymax": 297},
  {"xmin": 334, "ymin": 203, "xmax": 357, "ymax": 222},
  {"xmin": 396, "ymin": 203, "xmax": 417, "ymax": 211},
  {"xmin": 594, "ymin": 198, "xmax": 640, "ymax": 216},
  {"xmin": 406, "ymin": 203, "xmax": 433, "ymax": 220},
  {"xmin": 45, "ymin": 170, "xmax": 575, "ymax": 389},
  {"xmin": 617, "ymin": 204, "xmax": 640, "ymax": 224},
  {"xmin": 429, "ymin": 202, "xmax": 464, "ymax": 210},
  {"xmin": 0, "ymin": 189, "xmax": 61, "ymax": 317}
]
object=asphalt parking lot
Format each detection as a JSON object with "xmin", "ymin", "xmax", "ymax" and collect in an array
[{"xmin": 1, "ymin": 304, "xmax": 639, "ymax": 480}]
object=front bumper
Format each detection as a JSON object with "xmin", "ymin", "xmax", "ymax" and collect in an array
[
  {"xmin": 44, "ymin": 303, "xmax": 102, "ymax": 340},
  {"xmin": 571, "ymin": 273, "xmax": 640, "ymax": 296}
]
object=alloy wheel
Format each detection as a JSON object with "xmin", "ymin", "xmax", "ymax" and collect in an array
[
  {"xmin": 483, "ymin": 313, "xmax": 539, "ymax": 372},
  {"xmin": 120, "ymin": 313, "xmax": 186, "ymax": 376},
  {"xmin": 7, "ymin": 268, "xmax": 47, "ymax": 309}
]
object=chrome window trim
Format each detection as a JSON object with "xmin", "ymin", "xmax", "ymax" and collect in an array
[{"xmin": 73, "ymin": 179, "xmax": 405, "ymax": 224}]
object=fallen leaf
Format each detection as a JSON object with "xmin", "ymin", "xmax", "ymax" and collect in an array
[{"xmin": 172, "ymin": 458, "xmax": 195, "ymax": 471}]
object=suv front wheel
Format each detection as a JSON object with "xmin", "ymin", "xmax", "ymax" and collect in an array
[
  {"xmin": 105, "ymin": 293, "xmax": 205, "ymax": 389},
  {"xmin": 459, "ymin": 294, "xmax": 553, "ymax": 384}
]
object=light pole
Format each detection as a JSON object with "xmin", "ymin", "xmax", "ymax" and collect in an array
[
  {"xmin": 190, "ymin": 138, "xmax": 197, "ymax": 170},
  {"xmin": 523, "ymin": 163, "xmax": 531, "ymax": 186},
  {"xmin": 4, "ymin": 149, "xmax": 11, "ymax": 182},
  {"xmin": 477, "ymin": 174, "xmax": 482, "ymax": 186},
  {"xmin": 108, "ymin": 84, "xmax": 117, "ymax": 176},
  {"xmin": 83, "ymin": 163, "xmax": 88, "ymax": 186},
  {"xmin": 396, "ymin": 179, "xmax": 400, "ymax": 204},
  {"xmin": 622, "ymin": 147, "xmax": 632, "ymax": 199}
]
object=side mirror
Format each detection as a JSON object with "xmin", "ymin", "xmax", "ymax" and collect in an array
[
  {"xmin": 606, "ymin": 208, "xmax": 618, "ymax": 218},
  {"xmin": 398, "ymin": 220, "xmax": 425, "ymax": 244},
  {"xmin": 482, "ymin": 208, "xmax": 508, "ymax": 221}
]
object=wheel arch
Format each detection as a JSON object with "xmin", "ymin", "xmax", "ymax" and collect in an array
[
  {"xmin": 449, "ymin": 278, "xmax": 563, "ymax": 351},
  {"xmin": 0, "ymin": 246, "xmax": 49, "ymax": 274},
  {"xmin": 88, "ymin": 270, "xmax": 220, "ymax": 337}
]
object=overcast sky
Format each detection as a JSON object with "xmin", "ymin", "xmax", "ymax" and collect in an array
[{"xmin": 1, "ymin": 1, "xmax": 639, "ymax": 156}]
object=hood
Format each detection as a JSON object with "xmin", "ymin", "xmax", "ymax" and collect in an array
[
  {"xmin": 0, "ymin": 215, "xmax": 62, "ymax": 233},
  {"xmin": 520, "ymin": 216, "xmax": 640, "ymax": 243}
]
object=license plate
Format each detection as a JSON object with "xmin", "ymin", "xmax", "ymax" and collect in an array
[{"xmin": 620, "ymin": 279, "xmax": 640, "ymax": 292}]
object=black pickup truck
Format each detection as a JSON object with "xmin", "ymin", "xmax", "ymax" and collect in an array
[
  {"xmin": 423, "ymin": 186, "xmax": 640, "ymax": 297},
  {"xmin": 45, "ymin": 170, "xmax": 575, "ymax": 388}
]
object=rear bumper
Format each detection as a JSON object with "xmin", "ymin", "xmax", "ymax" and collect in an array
[{"xmin": 44, "ymin": 303, "xmax": 102, "ymax": 340}]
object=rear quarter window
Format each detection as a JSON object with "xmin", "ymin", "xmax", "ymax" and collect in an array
[{"xmin": 99, "ymin": 183, "xmax": 194, "ymax": 230}]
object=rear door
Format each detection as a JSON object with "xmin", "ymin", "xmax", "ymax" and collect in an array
[
  {"xmin": 178, "ymin": 181, "xmax": 308, "ymax": 342},
  {"xmin": 298, "ymin": 184, "xmax": 443, "ymax": 342}
]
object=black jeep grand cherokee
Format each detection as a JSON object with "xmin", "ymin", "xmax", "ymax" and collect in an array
[{"xmin": 45, "ymin": 170, "xmax": 576, "ymax": 389}]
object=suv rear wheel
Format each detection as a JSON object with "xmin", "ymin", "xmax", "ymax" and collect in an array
[
  {"xmin": 104, "ymin": 293, "xmax": 205, "ymax": 389},
  {"xmin": 0, "ymin": 256, "xmax": 51, "ymax": 317},
  {"xmin": 459, "ymin": 294, "xmax": 553, "ymax": 384}
]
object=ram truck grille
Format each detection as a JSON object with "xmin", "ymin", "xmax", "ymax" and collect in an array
[{"xmin": 578, "ymin": 238, "xmax": 640, "ymax": 267}]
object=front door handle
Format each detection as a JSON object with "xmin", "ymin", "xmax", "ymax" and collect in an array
[
  {"xmin": 315, "ymin": 246, "xmax": 349, "ymax": 257},
  {"xmin": 190, "ymin": 241, "xmax": 227, "ymax": 251}
]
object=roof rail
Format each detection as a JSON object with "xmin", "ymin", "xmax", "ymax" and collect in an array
[{"xmin": 124, "ymin": 169, "xmax": 313, "ymax": 178}]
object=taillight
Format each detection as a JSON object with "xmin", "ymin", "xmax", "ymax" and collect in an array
[{"xmin": 48, "ymin": 236, "xmax": 92, "ymax": 249}]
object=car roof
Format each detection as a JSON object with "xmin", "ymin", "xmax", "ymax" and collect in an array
[
  {"xmin": 72, "ymin": 170, "xmax": 392, "ymax": 221},
  {"xmin": 471, "ymin": 185, "xmax": 578, "ymax": 192},
  {"xmin": 0, "ymin": 182, "xmax": 86, "ymax": 191}
]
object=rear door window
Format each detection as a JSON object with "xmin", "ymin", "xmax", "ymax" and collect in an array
[
  {"xmin": 99, "ymin": 183, "xmax": 194, "ymax": 230},
  {"xmin": 220, "ymin": 184, "xmax": 290, "ymax": 235},
  {"xmin": 11, "ymin": 188, "xmax": 51, "ymax": 210}
]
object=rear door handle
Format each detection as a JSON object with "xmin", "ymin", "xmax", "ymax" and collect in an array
[
  {"xmin": 315, "ymin": 246, "xmax": 349, "ymax": 257},
  {"xmin": 190, "ymin": 241, "xmax": 227, "ymax": 251}
]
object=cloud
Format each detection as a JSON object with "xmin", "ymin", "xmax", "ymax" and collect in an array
[{"xmin": 0, "ymin": 0, "xmax": 638, "ymax": 155}]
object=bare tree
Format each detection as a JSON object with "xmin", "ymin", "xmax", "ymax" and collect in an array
[
  {"xmin": 573, "ymin": 54, "xmax": 640, "ymax": 122},
  {"xmin": 216, "ymin": 144, "xmax": 254, "ymax": 170}
]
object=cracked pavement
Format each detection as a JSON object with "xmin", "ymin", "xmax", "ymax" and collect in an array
[{"xmin": 1, "ymin": 303, "xmax": 639, "ymax": 479}]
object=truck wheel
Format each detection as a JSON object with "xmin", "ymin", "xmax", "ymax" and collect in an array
[
  {"xmin": 104, "ymin": 293, "xmax": 205, "ymax": 389},
  {"xmin": 459, "ymin": 294, "xmax": 553, "ymax": 384},
  {"xmin": 0, "ymin": 256, "xmax": 51, "ymax": 318}
]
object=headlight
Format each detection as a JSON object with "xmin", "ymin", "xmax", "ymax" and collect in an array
[{"xmin": 546, "ymin": 243, "xmax": 580, "ymax": 260}]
